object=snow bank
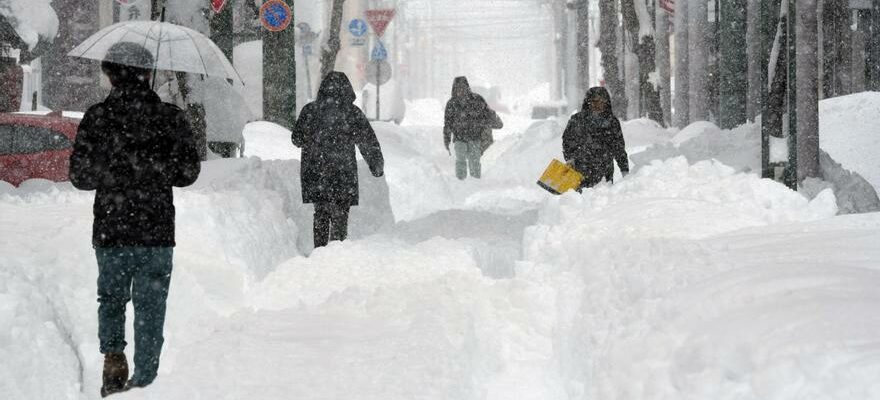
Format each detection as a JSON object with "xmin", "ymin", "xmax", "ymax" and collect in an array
[
  {"xmin": 0, "ymin": 0, "xmax": 59, "ymax": 50},
  {"xmin": 820, "ymin": 92, "xmax": 880, "ymax": 190},
  {"xmin": 518, "ymin": 158, "xmax": 879, "ymax": 399},
  {"xmin": 632, "ymin": 98, "xmax": 880, "ymax": 214}
]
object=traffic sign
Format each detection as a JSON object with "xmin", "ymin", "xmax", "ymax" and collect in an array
[
  {"xmin": 260, "ymin": 0, "xmax": 293, "ymax": 32},
  {"xmin": 211, "ymin": 0, "xmax": 228, "ymax": 14},
  {"xmin": 371, "ymin": 41, "xmax": 388, "ymax": 61},
  {"xmin": 365, "ymin": 9, "xmax": 396, "ymax": 37},
  {"xmin": 365, "ymin": 60, "xmax": 392, "ymax": 86},
  {"xmin": 349, "ymin": 19, "xmax": 368, "ymax": 37}
]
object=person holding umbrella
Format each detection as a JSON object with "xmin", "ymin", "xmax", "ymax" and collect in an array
[
  {"xmin": 292, "ymin": 71, "xmax": 385, "ymax": 249},
  {"xmin": 69, "ymin": 42, "xmax": 201, "ymax": 397}
]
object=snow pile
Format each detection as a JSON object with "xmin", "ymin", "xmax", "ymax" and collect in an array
[
  {"xmin": 632, "ymin": 94, "xmax": 880, "ymax": 214},
  {"xmin": 242, "ymin": 121, "xmax": 300, "ymax": 160},
  {"xmin": 250, "ymin": 237, "xmax": 483, "ymax": 310},
  {"xmin": 0, "ymin": 0, "xmax": 58, "ymax": 50},
  {"xmin": 519, "ymin": 158, "xmax": 880, "ymax": 399},
  {"xmin": 191, "ymin": 157, "xmax": 394, "ymax": 254},
  {"xmin": 819, "ymin": 92, "xmax": 880, "ymax": 190}
]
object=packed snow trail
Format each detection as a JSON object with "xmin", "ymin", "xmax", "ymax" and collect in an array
[{"xmin": 3, "ymin": 104, "xmax": 880, "ymax": 399}]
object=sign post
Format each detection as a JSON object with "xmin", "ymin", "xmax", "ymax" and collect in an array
[
  {"xmin": 365, "ymin": 9, "xmax": 396, "ymax": 121},
  {"xmin": 261, "ymin": 0, "xmax": 296, "ymax": 128}
]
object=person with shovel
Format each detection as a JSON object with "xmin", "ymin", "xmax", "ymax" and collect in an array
[
  {"xmin": 562, "ymin": 86, "xmax": 629, "ymax": 190},
  {"xmin": 69, "ymin": 42, "xmax": 201, "ymax": 397}
]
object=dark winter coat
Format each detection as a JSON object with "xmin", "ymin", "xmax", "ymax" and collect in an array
[
  {"xmin": 444, "ymin": 76, "xmax": 503, "ymax": 147},
  {"xmin": 69, "ymin": 82, "xmax": 201, "ymax": 247},
  {"xmin": 562, "ymin": 87, "xmax": 629, "ymax": 187},
  {"xmin": 292, "ymin": 72, "xmax": 384, "ymax": 206}
]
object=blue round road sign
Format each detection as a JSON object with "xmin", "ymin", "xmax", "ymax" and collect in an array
[
  {"xmin": 349, "ymin": 19, "xmax": 368, "ymax": 37},
  {"xmin": 260, "ymin": 0, "xmax": 292, "ymax": 32}
]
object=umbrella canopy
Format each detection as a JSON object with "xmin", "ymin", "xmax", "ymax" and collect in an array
[{"xmin": 67, "ymin": 20, "xmax": 242, "ymax": 85}]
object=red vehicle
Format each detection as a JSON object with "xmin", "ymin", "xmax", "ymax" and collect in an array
[{"xmin": 0, "ymin": 111, "xmax": 81, "ymax": 186}]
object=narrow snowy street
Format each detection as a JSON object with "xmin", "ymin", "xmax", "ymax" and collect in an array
[{"xmin": 4, "ymin": 94, "xmax": 880, "ymax": 399}]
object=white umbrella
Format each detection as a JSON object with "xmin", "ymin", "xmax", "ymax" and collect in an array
[{"xmin": 66, "ymin": 20, "xmax": 242, "ymax": 85}]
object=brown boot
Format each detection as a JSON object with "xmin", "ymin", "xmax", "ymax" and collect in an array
[{"xmin": 100, "ymin": 352, "xmax": 129, "ymax": 397}]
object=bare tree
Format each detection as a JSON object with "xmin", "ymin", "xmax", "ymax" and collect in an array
[
  {"xmin": 320, "ymin": 0, "xmax": 346, "ymax": 79},
  {"xmin": 620, "ymin": 0, "xmax": 664, "ymax": 125}
]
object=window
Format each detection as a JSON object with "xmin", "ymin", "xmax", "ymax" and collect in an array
[{"xmin": 0, "ymin": 124, "xmax": 72, "ymax": 155}]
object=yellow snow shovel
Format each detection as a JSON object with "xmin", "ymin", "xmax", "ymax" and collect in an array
[{"xmin": 537, "ymin": 159, "xmax": 584, "ymax": 194}]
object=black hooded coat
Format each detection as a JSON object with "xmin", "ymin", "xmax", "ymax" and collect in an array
[
  {"xmin": 562, "ymin": 87, "xmax": 629, "ymax": 187},
  {"xmin": 69, "ymin": 82, "xmax": 202, "ymax": 247},
  {"xmin": 292, "ymin": 72, "xmax": 384, "ymax": 206},
  {"xmin": 443, "ymin": 77, "xmax": 502, "ymax": 147}
]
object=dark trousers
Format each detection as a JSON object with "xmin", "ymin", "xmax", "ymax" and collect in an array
[
  {"xmin": 96, "ymin": 247, "xmax": 173, "ymax": 386},
  {"xmin": 313, "ymin": 203, "xmax": 350, "ymax": 248}
]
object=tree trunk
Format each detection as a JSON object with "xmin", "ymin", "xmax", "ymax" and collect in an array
[
  {"xmin": 797, "ymin": 0, "xmax": 820, "ymax": 181},
  {"xmin": 655, "ymin": 1, "xmax": 672, "ymax": 127},
  {"xmin": 822, "ymin": 0, "xmax": 852, "ymax": 97},
  {"xmin": 151, "ymin": 0, "xmax": 164, "ymax": 21},
  {"xmin": 320, "ymin": 0, "xmax": 346, "ymax": 79},
  {"xmin": 575, "ymin": 0, "xmax": 590, "ymax": 95},
  {"xmin": 718, "ymin": 0, "xmax": 748, "ymax": 129},
  {"xmin": 688, "ymin": 0, "xmax": 710, "ymax": 122},
  {"xmin": 621, "ymin": 0, "xmax": 665, "ymax": 125},
  {"xmin": 746, "ymin": 0, "xmax": 761, "ymax": 120},
  {"xmin": 599, "ymin": 0, "xmax": 627, "ymax": 115},
  {"xmin": 673, "ymin": 0, "xmax": 690, "ymax": 127}
]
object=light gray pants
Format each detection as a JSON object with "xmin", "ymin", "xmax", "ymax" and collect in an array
[{"xmin": 454, "ymin": 140, "xmax": 482, "ymax": 180}]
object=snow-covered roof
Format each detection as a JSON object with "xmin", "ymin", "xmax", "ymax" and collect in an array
[{"xmin": 0, "ymin": 0, "xmax": 59, "ymax": 50}]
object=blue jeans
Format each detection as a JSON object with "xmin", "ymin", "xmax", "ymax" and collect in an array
[{"xmin": 96, "ymin": 247, "xmax": 173, "ymax": 386}]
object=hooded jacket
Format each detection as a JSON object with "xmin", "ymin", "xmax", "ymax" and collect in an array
[
  {"xmin": 562, "ymin": 86, "xmax": 629, "ymax": 187},
  {"xmin": 443, "ymin": 76, "xmax": 502, "ymax": 146},
  {"xmin": 292, "ymin": 71, "xmax": 384, "ymax": 206},
  {"xmin": 69, "ymin": 81, "xmax": 201, "ymax": 247}
]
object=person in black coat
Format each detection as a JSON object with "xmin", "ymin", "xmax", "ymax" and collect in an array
[
  {"xmin": 292, "ymin": 71, "xmax": 385, "ymax": 249},
  {"xmin": 443, "ymin": 76, "xmax": 503, "ymax": 180},
  {"xmin": 68, "ymin": 42, "xmax": 201, "ymax": 396},
  {"xmin": 562, "ymin": 86, "xmax": 629, "ymax": 189}
]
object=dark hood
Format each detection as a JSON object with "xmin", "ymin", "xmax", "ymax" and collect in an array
[
  {"xmin": 582, "ymin": 86, "xmax": 614, "ymax": 116},
  {"xmin": 451, "ymin": 76, "xmax": 472, "ymax": 98},
  {"xmin": 106, "ymin": 80, "xmax": 161, "ymax": 105},
  {"xmin": 317, "ymin": 71, "xmax": 356, "ymax": 104}
]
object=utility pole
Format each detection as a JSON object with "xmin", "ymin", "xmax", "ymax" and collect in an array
[
  {"xmin": 599, "ymin": 0, "xmax": 626, "ymax": 116},
  {"xmin": 718, "ymin": 0, "xmax": 748, "ymax": 129},
  {"xmin": 263, "ymin": 0, "xmax": 297, "ymax": 128},
  {"xmin": 796, "ymin": 0, "xmax": 819, "ymax": 182},
  {"xmin": 210, "ymin": 1, "xmax": 234, "ymax": 62},
  {"xmin": 674, "ymin": 0, "xmax": 690, "ymax": 127},
  {"xmin": 567, "ymin": 0, "xmax": 590, "ymax": 99}
]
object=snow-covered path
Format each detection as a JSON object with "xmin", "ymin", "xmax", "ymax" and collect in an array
[{"xmin": 3, "ymin": 102, "xmax": 880, "ymax": 399}]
